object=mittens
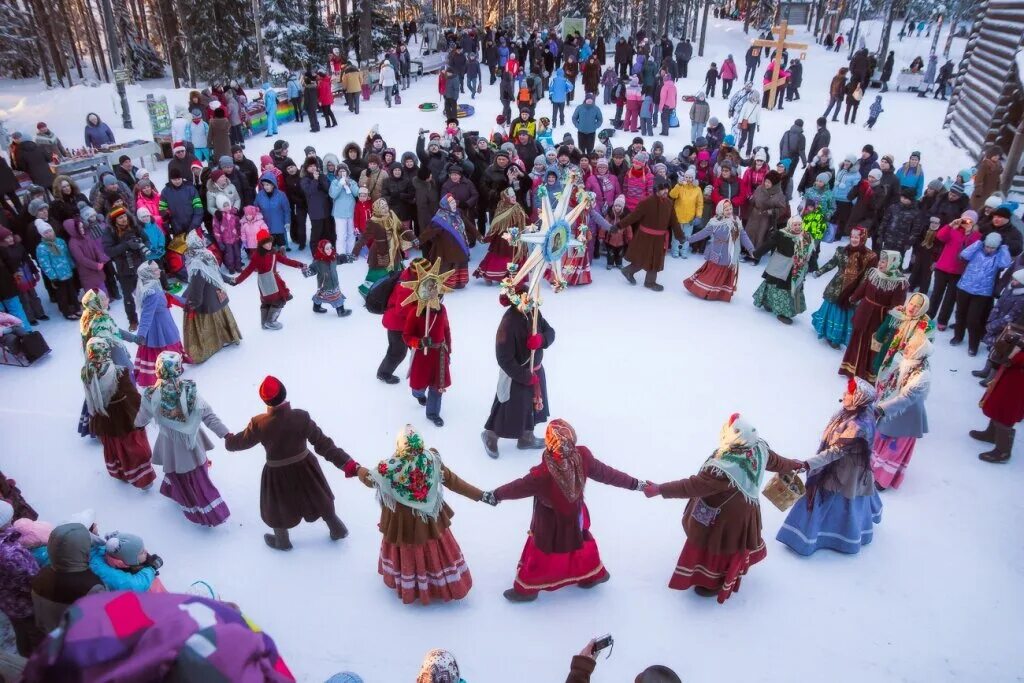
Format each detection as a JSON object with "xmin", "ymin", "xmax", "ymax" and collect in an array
[{"xmin": 480, "ymin": 491, "xmax": 498, "ymax": 506}]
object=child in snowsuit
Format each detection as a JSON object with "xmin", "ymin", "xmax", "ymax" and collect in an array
[
  {"xmin": 537, "ymin": 117, "xmax": 555, "ymax": 149},
  {"xmin": 34, "ymin": 220, "xmax": 79, "ymax": 319},
  {"xmin": 213, "ymin": 195, "xmax": 242, "ymax": 273},
  {"xmin": 601, "ymin": 195, "xmax": 632, "ymax": 268},
  {"xmin": 640, "ymin": 95, "xmax": 655, "ymax": 136},
  {"xmin": 239, "ymin": 205, "xmax": 267, "ymax": 261},
  {"xmin": 354, "ymin": 187, "xmax": 372, "ymax": 256},
  {"xmin": 89, "ymin": 532, "xmax": 164, "ymax": 593},
  {"xmin": 304, "ymin": 240, "xmax": 352, "ymax": 317},
  {"xmin": 705, "ymin": 63, "xmax": 720, "ymax": 97},
  {"xmin": 865, "ymin": 96, "xmax": 884, "ymax": 130}
]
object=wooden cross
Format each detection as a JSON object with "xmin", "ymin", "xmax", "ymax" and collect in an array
[{"xmin": 751, "ymin": 21, "xmax": 809, "ymax": 111}]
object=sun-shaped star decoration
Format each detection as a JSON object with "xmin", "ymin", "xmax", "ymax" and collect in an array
[
  {"xmin": 499, "ymin": 170, "xmax": 593, "ymax": 310},
  {"xmin": 399, "ymin": 258, "xmax": 455, "ymax": 316}
]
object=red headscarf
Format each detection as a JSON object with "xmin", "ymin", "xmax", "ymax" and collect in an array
[
  {"xmin": 535, "ymin": 418, "xmax": 585, "ymax": 514},
  {"xmin": 313, "ymin": 239, "xmax": 334, "ymax": 262}
]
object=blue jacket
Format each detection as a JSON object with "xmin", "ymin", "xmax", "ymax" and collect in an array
[
  {"xmin": 35, "ymin": 238, "xmax": 75, "ymax": 281},
  {"xmin": 549, "ymin": 70, "xmax": 573, "ymax": 103},
  {"xmin": 895, "ymin": 165, "xmax": 925, "ymax": 200},
  {"xmin": 640, "ymin": 96, "xmax": 654, "ymax": 118},
  {"xmin": 89, "ymin": 546, "xmax": 156, "ymax": 592},
  {"xmin": 300, "ymin": 174, "xmax": 332, "ymax": 220},
  {"xmin": 571, "ymin": 103, "xmax": 603, "ymax": 134},
  {"xmin": 286, "ymin": 77, "xmax": 301, "ymax": 99},
  {"xmin": 329, "ymin": 176, "xmax": 359, "ymax": 218},
  {"xmin": 580, "ymin": 42, "xmax": 593, "ymax": 60},
  {"xmin": 84, "ymin": 116, "xmax": 115, "ymax": 148},
  {"xmin": 263, "ymin": 84, "xmax": 277, "ymax": 111},
  {"xmin": 141, "ymin": 221, "xmax": 165, "ymax": 261},
  {"xmin": 833, "ymin": 168, "xmax": 860, "ymax": 205},
  {"xmin": 254, "ymin": 172, "xmax": 291, "ymax": 235},
  {"xmin": 158, "ymin": 182, "xmax": 203, "ymax": 236},
  {"xmin": 958, "ymin": 241, "xmax": 1012, "ymax": 296},
  {"xmin": 498, "ymin": 45, "xmax": 510, "ymax": 66}
]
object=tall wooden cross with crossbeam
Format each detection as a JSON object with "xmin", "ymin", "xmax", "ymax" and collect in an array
[{"xmin": 751, "ymin": 21, "xmax": 809, "ymax": 111}]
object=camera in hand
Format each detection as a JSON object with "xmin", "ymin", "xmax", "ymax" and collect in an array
[{"xmin": 592, "ymin": 634, "xmax": 614, "ymax": 658}]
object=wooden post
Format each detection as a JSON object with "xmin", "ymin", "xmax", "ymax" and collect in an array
[{"xmin": 750, "ymin": 21, "xmax": 808, "ymax": 110}]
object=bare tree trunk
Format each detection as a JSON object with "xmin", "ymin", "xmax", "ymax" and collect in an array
[
  {"xmin": 59, "ymin": 0, "xmax": 85, "ymax": 78},
  {"xmin": 31, "ymin": 0, "xmax": 70, "ymax": 85},
  {"xmin": 76, "ymin": 0, "xmax": 102, "ymax": 78},
  {"xmin": 358, "ymin": 0, "xmax": 372, "ymax": 65},
  {"xmin": 87, "ymin": 0, "xmax": 111, "ymax": 81},
  {"xmin": 136, "ymin": 0, "xmax": 151, "ymax": 41}
]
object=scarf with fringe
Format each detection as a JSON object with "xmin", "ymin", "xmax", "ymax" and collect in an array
[{"xmin": 370, "ymin": 426, "xmax": 444, "ymax": 521}]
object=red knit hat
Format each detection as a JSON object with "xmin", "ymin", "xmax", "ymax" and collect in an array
[
  {"xmin": 259, "ymin": 375, "xmax": 286, "ymax": 405},
  {"xmin": 255, "ymin": 229, "xmax": 271, "ymax": 244}
]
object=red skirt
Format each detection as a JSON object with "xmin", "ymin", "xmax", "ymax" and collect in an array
[
  {"xmin": 135, "ymin": 341, "xmax": 185, "ymax": 387},
  {"xmin": 378, "ymin": 528, "xmax": 472, "ymax": 605},
  {"xmin": 982, "ymin": 360, "xmax": 1024, "ymax": 425},
  {"xmin": 98, "ymin": 431, "xmax": 156, "ymax": 489},
  {"xmin": 684, "ymin": 261, "xmax": 737, "ymax": 302},
  {"xmin": 668, "ymin": 539, "xmax": 767, "ymax": 604},
  {"xmin": 446, "ymin": 266, "xmax": 470, "ymax": 289},
  {"xmin": 512, "ymin": 534, "xmax": 608, "ymax": 596},
  {"xmin": 474, "ymin": 252, "xmax": 512, "ymax": 282}
]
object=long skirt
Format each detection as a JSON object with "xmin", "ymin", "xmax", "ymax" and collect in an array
[
  {"xmin": 811, "ymin": 300, "xmax": 854, "ymax": 346},
  {"xmin": 753, "ymin": 281, "xmax": 806, "ymax": 318},
  {"xmin": 669, "ymin": 539, "xmax": 767, "ymax": 604},
  {"xmin": 446, "ymin": 265, "xmax": 470, "ymax": 289},
  {"xmin": 99, "ymin": 431, "xmax": 156, "ymax": 489},
  {"xmin": 160, "ymin": 466, "xmax": 230, "ymax": 527},
  {"xmin": 474, "ymin": 250, "xmax": 513, "ymax": 282},
  {"xmin": 776, "ymin": 488, "xmax": 882, "ymax": 556},
  {"xmin": 135, "ymin": 341, "xmax": 184, "ymax": 387},
  {"xmin": 684, "ymin": 261, "xmax": 737, "ymax": 301},
  {"xmin": 512, "ymin": 529, "xmax": 607, "ymax": 596},
  {"xmin": 358, "ymin": 267, "xmax": 390, "ymax": 298},
  {"xmin": 870, "ymin": 434, "xmax": 918, "ymax": 489},
  {"xmin": 378, "ymin": 529, "xmax": 473, "ymax": 605},
  {"xmin": 546, "ymin": 248, "xmax": 592, "ymax": 286},
  {"xmin": 183, "ymin": 307, "xmax": 242, "ymax": 364}
]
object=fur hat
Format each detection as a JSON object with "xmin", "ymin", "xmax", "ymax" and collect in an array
[
  {"xmin": 765, "ymin": 170, "xmax": 782, "ymax": 185},
  {"xmin": 259, "ymin": 375, "xmax": 286, "ymax": 405}
]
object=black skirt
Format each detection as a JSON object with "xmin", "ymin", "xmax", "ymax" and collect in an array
[{"xmin": 484, "ymin": 367, "xmax": 550, "ymax": 438}]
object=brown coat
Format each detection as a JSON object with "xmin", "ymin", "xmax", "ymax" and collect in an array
[
  {"xmin": 419, "ymin": 216, "xmax": 478, "ymax": 267},
  {"xmin": 224, "ymin": 402, "xmax": 359, "ymax": 529},
  {"xmin": 208, "ymin": 118, "xmax": 232, "ymax": 160},
  {"xmin": 745, "ymin": 183, "xmax": 788, "ymax": 249},
  {"xmin": 659, "ymin": 450, "xmax": 802, "ymax": 556},
  {"xmin": 352, "ymin": 217, "xmax": 414, "ymax": 270},
  {"xmin": 376, "ymin": 465, "xmax": 482, "ymax": 545},
  {"xmin": 620, "ymin": 195, "xmax": 682, "ymax": 272},
  {"xmin": 89, "ymin": 371, "xmax": 142, "ymax": 438},
  {"xmin": 829, "ymin": 73, "xmax": 847, "ymax": 98},
  {"xmin": 971, "ymin": 157, "xmax": 1003, "ymax": 211}
]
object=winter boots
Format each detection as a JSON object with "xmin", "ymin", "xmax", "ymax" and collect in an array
[
  {"xmin": 481, "ymin": 430, "xmax": 499, "ymax": 458},
  {"xmin": 516, "ymin": 430, "xmax": 545, "ymax": 450},
  {"xmin": 643, "ymin": 271, "xmax": 664, "ymax": 292},
  {"xmin": 503, "ymin": 588, "xmax": 537, "ymax": 602},
  {"xmin": 264, "ymin": 528, "xmax": 293, "ymax": 551},
  {"xmin": 263, "ymin": 306, "xmax": 283, "ymax": 331},
  {"xmin": 972, "ymin": 361, "xmax": 995, "ymax": 386},
  {"xmin": 377, "ymin": 373, "xmax": 401, "ymax": 385},
  {"xmin": 975, "ymin": 421, "xmax": 1015, "ymax": 463},
  {"xmin": 325, "ymin": 512, "xmax": 349, "ymax": 540},
  {"xmin": 313, "ymin": 303, "xmax": 327, "ymax": 314},
  {"xmin": 337, "ymin": 305, "xmax": 352, "ymax": 317}
]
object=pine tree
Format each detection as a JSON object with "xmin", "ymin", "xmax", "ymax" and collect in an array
[
  {"xmin": 595, "ymin": 0, "xmax": 625, "ymax": 40},
  {"xmin": 114, "ymin": 0, "xmax": 166, "ymax": 79},
  {"xmin": 350, "ymin": 0, "xmax": 396, "ymax": 63},
  {"xmin": 180, "ymin": 0, "xmax": 260, "ymax": 83},
  {"xmin": 0, "ymin": 3, "xmax": 41, "ymax": 78},
  {"xmin": 261, "ymin": 0, "xmax": 310, "ymax": 73},
  {"xmin": 305, "ymin": 0, "xmax": 332, "ymax": 69}
]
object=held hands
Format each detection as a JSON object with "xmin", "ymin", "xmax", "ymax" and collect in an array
[
  {"xmin": 526, "ymin": 333, "xmax": 544, "ymax": 351},
  {"xmin": 643, "ymin": 483, "xmax": 661, "ymax": 498},
  {"xmin": 357, "ymin": 466, "xmax": 374, "ymax": 488},
  {"xmin": 480, "ymin": 491, "xmax": 499, "ymax": 506},
  {"xmin": 632, "ymin": 479, "xmax": 650, "ymax": 492}
]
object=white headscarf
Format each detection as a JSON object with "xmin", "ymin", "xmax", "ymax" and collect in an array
[
  {"xmin": 133, "ymin": 261, "xmax": 163, "ymax": 313},
  {"xmin": 185, "ymin": 232, "xmax": 226, "ymax": 291}
]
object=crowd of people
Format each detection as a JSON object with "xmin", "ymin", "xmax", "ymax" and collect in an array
[{"xmin": 0, "ymin": 14, "xmax": 1022, "ymax": 683}]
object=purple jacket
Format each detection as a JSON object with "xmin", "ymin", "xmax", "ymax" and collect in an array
[
  {"xmin": 584, "ymin": 173, "xmax": 622, "ymax": 215},
  {"xmin": 137, "ymin": 290, "xmax": 181, "ymax": 347},
  {"xmin": 688, "ymin": 217, "xmax": 754, "ymax": 266},
  {"xmin": 67, "ymin": 230, "xmax": 109, "ymax": 293},
  {"xmin": 0, "ymin": 528, "xmax": 40, "ymax": 620}
]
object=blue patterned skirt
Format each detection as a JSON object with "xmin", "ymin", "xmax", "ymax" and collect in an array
[
  {"xmin": 811, "ymin": 300, "xmax": 854, "ymax": 346},
  {"xmin": 776, "ymin": 488, "xmax": 882, "ymax": 556}
]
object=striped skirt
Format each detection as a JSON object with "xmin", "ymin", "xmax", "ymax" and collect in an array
[
  {"xmin": 511, "ymin": 533, "xmax": 607, "ymax": 597},
  {"xmin": 135, "ymin": 341, "xmax": 184, "ymax": 387},
  {"xmin": 668, "ymin": 540, "xmax": 767, "ymax": 603},
  {"xmin": 160, "ymin": 466, "xmax": 230, "ymax": 527},
  {"xmin": 684, "ymin": 261, "xmax": 738, "ymax": 302},
  {"xmin": 378, "ymin": 529, "xmax": 472, "ymax": 605},
  {"xmin": 870, "ymin": 434, "xmax": 918, "ymax": 490},
  {"xmin": 98, "ymin": 430, "xmax": 156, "ymax": 489}
]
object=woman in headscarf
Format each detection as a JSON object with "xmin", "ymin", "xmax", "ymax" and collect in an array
[
  {"xmin": 352, "ymin": 198, "xmax": 416, "ymax": 297},
  {"xmin": 870, "ymin": 335, "xmax": 932, "ymax": 490},
  {"xmin": 839, "ymin": 250, "xmax": 909, "ymax": 380},
  {"xmin": 810, "ymin": 225, "xmax": 878, "ymax": 349},
  {"xmin": 363, "ymin": 425, "xmax": 484, "ymax": 605},
  {"xmin": 182, "ymin": 232, "xmax": 241, "ymax": 364},
  {"xmin": 643, "ymin": 414, "xmax": 805, "ymax": 603},
  {"xmin": 133, "ymin": 261, "xmax": 184, "ymax": 386},
  {"xmin": 777, "ymin": 377, "xmax": 883, "ymax": 555},
  {"xmin": 683, "ymin": 199, "xmax": 754, "ymax": 302},
  {"xmin": 474, "ymin": 187, "xmax": 528, "ymax": 283},
  {"xmin": 485, "ymin": 418, "xmax": 647, "ymax": 602},
  {"xmin": 81, "ymin": 337, "xmax": 156, "ymax": 489},
  {"xmin": 419, "ymin": 194, "xmax": 473, "ymax": 290},
  {"xmin": 870, "ymin": 291, "xmax": 934, "ymax": 384},
  {"xmin": 134, "ymin": 351, "xmax": 231, "ymax": 527},
  {"xmin": 416, "ymin": 648, "xmax": 461, "ymax": 683},
  {"xmin": 751, "ymin": 215, "xmax": 816, "ymax": 324},
  {"xmin": 77, "ymin": 289, "xmax": 140, "ymax": 436}
]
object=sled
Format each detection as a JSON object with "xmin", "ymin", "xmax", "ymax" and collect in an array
[
  {"xmin": 418, "ymin": 102, "xmax": 439, "ymax": 112},
  {"xmin": 457, "ymin": 104, "xmax": 475, "ymax": 118}
]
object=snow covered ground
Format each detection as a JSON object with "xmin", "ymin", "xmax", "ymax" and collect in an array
[{"xmin": 3, "ymin": 18, "xmax": 1023, "ymax": 683}]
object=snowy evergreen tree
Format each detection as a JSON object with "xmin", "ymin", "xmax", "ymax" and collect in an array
[
  {"xmin": 0, "ymin": 3, "xmax": 40, "ymax": 78},
  {"xmin": 595, "ymin": 0, "xmax": 625, "ymax": 41},
  {"xmin": 114, "ymin": 0, "xmax": 166, "ymax": 79},
  {"xmin": 350, "ymin": 0, "xmax": 397, "ymax": 63},
  {"xmin": 305, "ymin": 0, "xmax": 333, "ymax": 69},
  {"xmin": 261, "ymin": 0, "xmax": 311, "ymax": 73},
  {"xmin": 180, "ymin": 0, "xmax": 260, "ymax": 83}
]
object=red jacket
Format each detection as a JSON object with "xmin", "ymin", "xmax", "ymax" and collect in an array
[
  {"xmin": 317, "ymin": 76, "xmax": 334, "ymax": 106},
  {"xmin": 711, "ymin": 175, "xmax": 746, "ymax": 209},
  {"xmin": 234, "ymin": 249, "xmax": 303, "ymax": 303},
  {"xmin": 382, "ymin": 265, "xmax": 418, "ymax": 331},
  {"xmin": 403, "ymin": 305, "xmax": 451, "ymax": 391}
]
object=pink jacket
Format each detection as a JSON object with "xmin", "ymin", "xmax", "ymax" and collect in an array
[
  {"xmin": 239, "ymin": 210, "xmax": 268, "ymax": 250},
  {"xmin": 720, "ymin": 59, "xmax": 738, "ymax": 81},
  {"xmin": 659, "ymin": 80, "xmax": 678, "ymax": 110},
  {"xmin": 623, "ymin": 167, "xmax": 654, "ymax": 212},
  {"xmin": 135, "ymin": 191, "xmax": 163, "ymax": 229},
  {"xmin": 214, "ymin": 207, "xmax": 241, "ymax": 245},
  {"xmin": 584, "ymin": 172, "xmax": 622, "ymax": 215},
  {"xmin": 935, "ymin": 224, "xmax": 982, "ymax": 274}
]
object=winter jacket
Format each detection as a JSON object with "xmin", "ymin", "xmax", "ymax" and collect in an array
[
  {"xmin": 549, "ymin": 70, "xmax": 573, "ymax": 103},
  {"xmin": 833, "ymin": 167, "xmax": 859, "ymax": 205},
  {"xmin": 808, "ymin": 127, "xmax": 831, "ymax": 163},
  {"xmin": 934, "ymin": 224, "xmax": 982, "ymax": 274},
  {"xmin": 895, "ymin": 164, "xmax": 925, "ymax": 200},
  {"xmin": 158, "ymin": 183, "xmax": 203, "ymax": 237},
  {"xmin": 958, "ymin": 241, "xmax": 1012, "ymax": 296},
  {"xmin": 300, "ymin": 174, "xmax": 332, "ymax": 220},
  {"xmin": 88, "ymin": 547, "xmax": 155, "ymax": 593},
  {"xmin": 13, "ymin": 141, "xmax": 54, "ymax": 187},
  {"xmin": 720, "ymin": 58, "xmax": 738, "ymax": 81},
  {"xmin": 208, "ymin": 118, "xmax": 231, "ymax": 159},
  {"xmin": 35, "ymin": 131, "xmax": 68, "ymax": 160},
  {"xmin": 622, "ymin": 167, "xmax": 654, "ymax": 212},
  {"xmin": 380, "ymin": 63, "xmax": 397, "ymax": 88},
  {"xmin": 139, "ymin": 220, "xmax": 165, "ymax": 261},
  {"xmin": 206, "ymin": 182, "xmax": 240, "ymax": 216},
  {"xmin": 253, "ymin": 175, "xmax": 290, "ymax": 235},
  {"xmin": 689, "ymin": 99, "xmax": 710, "ymax": 124},
  {"xmin": 317, "ymin": 76, "xmax": 334, "ymax": 106},
  {"xmin": 67, "ymin": 226, "xmax": 108, "ymax": 292},
  {"xmin": 102, "ymin": 224, "xmax": 148, "ymax": 277},
  {"xmin": 878, "ymin": 201, "xmax": 925, "ymax": 253},
  {"xmin": 0, "ymin": 527, "xmax": 39, "ymax": 620},
  {"xmin": 35, "ymin": 237, "xmax": 75, "ymax": 281},
  {"xmin": 382, "ymin": 174, "xmax": 417, "ymax": 222},
  {"xmin": 571, "ymin": 103, "xmax": 603, "ymax": 134},
  {"xmin": 184, "ymin": 120, "xmax": 209, "ymax": 148},
  {"xmin": 84, "ymin": 115, "xmax": 116, "ymax": 148},
  {"xmin": 329, "ymin": 176, "xmax": 359, "ymax": 219},
  {"xmin": 584, "ymin": 173, "xmax": 622, "ymax": 215},
  {"xmin": 984, "ymin": 283, "xmax": 1024, "ymax": 346},
  {"xmin": 212, "ymin": 208, "xmax": 240, "ymax": 246},
  {"xmin": 801, "ymin": 185, "xmax": 836, "ymax": 221},
  {"xmin": 640, "ymin": 96, "xmax": 654, "ymax": 119},
  {"xmin": 668, "ymin": 182, "xmax": 703, "ymax": 224},
  {"xmin": 779, "ymin": 124, "xmax": 806, "ymax": 165},
  {"xmin": 239, "ymin": 210, "xmax": 267, "ymax": 249},
  {"xmin": 659, "ymin": 80, "xmax": 678, "ymax": 110}
]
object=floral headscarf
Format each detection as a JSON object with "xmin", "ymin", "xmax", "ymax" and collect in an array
[
  {"xmin": 416, "ymin": 649, "xmax": 461, "ymax": 683},
  {"xmin": 145, "ymin": 351, "xmax": 197, "ymax": 423},
  {"xmin": 878, "ymin": 336, "xmax": 932, "ymax": 403},
  {"xmin": 702, "ymin": 413, "xmax": 769, "ymax": 503},
  {"xmin": 542, "ymin": 419, "xmax": 585, "ymax": 506},
  {"xmin": 370, "ymin": 425, "xmax": 444, "ymax": 521},
  {"xmin": 876, "ymin": 292, "xmax": 934, "ymax": 389},
  {"xmin": 133, "ymin": 261, "xmax": 163, "ymax": 313},
  {"xmin": 784, "ymin": 216, "xmax": 814, "ymax": 281},
  {"xmin": 81, "ymin": 337, "xmax": 119, "ymax": 416},
  {"xmin": 79, "ymin": 289, "xmax": 124, "ymax": 352},
  {"xmin": 371, "ymin": 198, "xmax": 407, "ymax": 270},
  {"xmin": 185, "ymin": 232, "xmax": 225, "ymax": 291},
  {"xmin": 868, "ymin": 249, "xmax": 909, "ymax": 291}
]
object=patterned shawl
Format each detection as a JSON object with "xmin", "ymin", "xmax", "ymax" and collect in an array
[
  {"xmin": 867, "ymin": 250, "xmax": 909, "ymax": 291},
  {"xmin": 372, "ymin": 199, "xmax": 408, "ymax": 270},
  {"xmin": 876, "ymin": 292, "xmax": 935, "ymax": 389},
  {"xmin": 431, "ymin": 197, "xmax": 470, "ymax": 259},
  {"xmin": 416, "ymin": 649, "xmax": 460, "ymax": 683},
  {"xmin": 878, "ymin": 337, "xmax": 933, "ymax": 403},
  {"xmin": 79, "ymin": 290, "xmax": 126, "ymax": 354},
  {"xmin": 820, "ymin": 377, "xmax": 877, "ymax": 450},
  {"xmin": 370, "ymin": 425, "xmax": 444, "ymax": 521},
  {"xmin": 133, "ymin": 261, "xmax": 163, "ymax": 313},
  {"xmin": 485, "ymin": 192, "xmax": 527, "ymax": 241},
  {"xmin": 542, "ymin": 418, "xmax": 585, "ymax": 508},
  {"xmin": 784, "ymin": 218, "xmax": 815, "ymax": 283},
  {"xmin": 185, "ymin": 232, "xmax": 225, "ymax": 291},
  {"xmin": 144, "ymin": 352, "xmax": 196, "ymax": 423},
  {"xmin": 835, "ymin": 235, "xmax": 877, "ymax": 306},
  {"xmin": 81, "ymin": 337, "xmax": 119, "ymax": 416},
  {"xmin": 702, "ymin": 413, "xmax": 769, "ymax": 503}
]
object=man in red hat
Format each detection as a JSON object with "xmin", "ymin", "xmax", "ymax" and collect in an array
[{"xmin": 225, "ymin": 375, "xmax": 371, "ymax": 550}]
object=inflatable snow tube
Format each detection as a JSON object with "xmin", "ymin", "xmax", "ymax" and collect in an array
[
  {"xmin": 418, "ymin": 102, "xmax": 438, "ymax": 112},
  {"xmin": 457, "ymin": 104, "xmax": 475, "ymax": 118}
]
